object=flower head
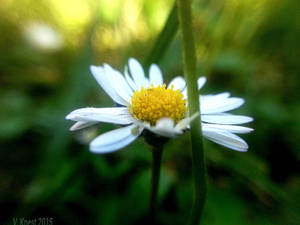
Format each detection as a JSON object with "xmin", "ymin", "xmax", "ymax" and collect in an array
[
  {"xmin": 130, "ymin": 84, "xmax": 187, "ymax": 125},
  {"xmin": 66, "ymin": 58, "xmax": 253, "ymax": 153}
]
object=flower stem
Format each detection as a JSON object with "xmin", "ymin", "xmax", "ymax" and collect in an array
[
  {"xmin": 177, "ymin": 0, "xmax": 207, "ymax": 224},
  {"xmin": 149, "ymin": 145, "xmax": 163, "ymax": 220}
]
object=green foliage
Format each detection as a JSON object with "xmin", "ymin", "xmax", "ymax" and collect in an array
[{"xmin": 0, "ymin": 0, "xmax": 299, "ymax": 225}]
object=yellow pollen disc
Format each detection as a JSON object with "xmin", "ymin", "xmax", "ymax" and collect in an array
[{"xmin": 130, "ymin": 84, "xmax": 187, "ymax": 125}]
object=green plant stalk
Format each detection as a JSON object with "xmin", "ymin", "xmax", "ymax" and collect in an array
[
  {"xmin": 149, "ymin": 146, "xmax": 163, "ymax": 219},
  {"xmin": 177, "ymin": 0, "xmax": 207, "ymax": 224}
]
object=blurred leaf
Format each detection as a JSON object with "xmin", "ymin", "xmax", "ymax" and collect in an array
[
  {"xmin": 144, "ymin": 4, "xmax": 178, "ymax": 68},
  {"xmin": 0, "ymin": 91, "xmax": 32, "ymax": 140}
]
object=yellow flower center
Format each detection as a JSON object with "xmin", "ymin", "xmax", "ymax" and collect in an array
[{"xmin": 130, "ymin": 84, "xmax": 187, "ymax": 125}]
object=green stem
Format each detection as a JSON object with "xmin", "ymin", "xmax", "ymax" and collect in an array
[
  {"xmin": 177, "ymin": 0, "xmax": 207, "ymax": 225},
  {"xmin": 149, "ymin": 146, "xmax": 163, "ymax": 220}
]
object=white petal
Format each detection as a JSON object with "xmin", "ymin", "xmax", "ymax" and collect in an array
[
  {"xmin": 168, "ymin": 76, "xmax": 186, "ymax": 91},
  {"xmin": 197, "ymin": 77, "xmax": 206, "ymax": 90},
  {"xmin": 90, "ymin": 124, "xmax": 143, "ymax": 153},
  {"xmin": 66, "ymin": 107, "xmax": 134, "ymax": 125},
  {"xmin": 175, "ymin": 112, "xmax": 199, "ymax": 130},
  {"xmin": 149, "ymin": 64, "xmax": 163, "ymax": 86},
  {"xmin": 128, "ymin": 58, "xmax": 148, "ymax": 90},
  {"xmin": 148, "ymin": 118, "xmax": 183, "ymax": 138},
  {"xmin": 70, "ymin": 121, "xmax": 98, "ymax": 131},
  {"xmin": 124, "ymin": 66, "xmax": 137, "ymax": 91},
  {"xmin": 103, "ymin": 64, "xmax": 133, "ymax": 103},
  {"xmin": 202, "ymin": 127, "xmax": 248, "ymax": 152},
  {"xmin": 201, "ymin": 93, "xmax": 244, "ymax": 114},
  {"xmin": 202, "ymin": 123, "xmax": 253, "ymax": 134},
  {"xmin": 90, "ymin": 65, "xmax": 127, "ymax": 106},
  {"xmin": 200, "ymin": 92, "xmax": 231, "ymax": 104},
  {"xmin": 201, "ymin": 113, "xmax": 253, "ymax": 124}
]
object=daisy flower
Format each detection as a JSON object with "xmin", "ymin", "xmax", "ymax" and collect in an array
[{"xmin": 66, "ymin": 58, "xmax": 253, "ymax": 153}]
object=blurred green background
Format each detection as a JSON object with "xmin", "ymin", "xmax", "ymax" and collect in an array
[{"xmin": 0, "ymin": 0, "xmax": 299, "ymax": 224}]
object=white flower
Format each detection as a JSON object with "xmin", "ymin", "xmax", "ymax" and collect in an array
[
  {"xmin": 66, "ymin": 58, "xmax": 253, "ymax": 153},
  {"xmin": 24, "ymin": 23, "xmax": 63, "ymax": 51}
]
